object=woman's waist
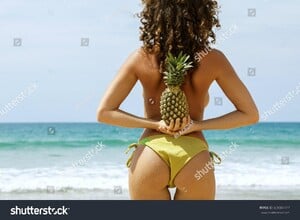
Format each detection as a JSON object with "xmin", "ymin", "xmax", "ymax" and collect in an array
[{"xmin": 140, "ymin": 129, "xmax": 207, "ymax": 145}]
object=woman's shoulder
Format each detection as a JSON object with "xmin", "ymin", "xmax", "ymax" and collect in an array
[
  {"xmin": 198, "ymin": 48, "xmax": 231, "ymax": 73},
  {"xmin": 119, "ymin": 48, "xmax": 148, "ymax": 73},
  {"xmin": 132, "ymin": 47, "xmax": 228, "ymax": 63},
  {"xmin": 126, "ymin": 47, "xmax": 230, "ymax": 76},
  {"xmin": 125, "ymin": 47, "xmax": 144, "ymax": 61},
  {"xmin": 125, "ymin": 47, "xmax": 152, "ymax": 66},
  {"xmin": 199, "ymin": 48, "xmax": 226, "ymax": 63}
]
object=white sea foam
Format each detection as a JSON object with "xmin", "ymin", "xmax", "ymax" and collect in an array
[
  {"xmin": 0, "ymin": 165, "xmax": 128, "ymax": 193},
  {"xmin": 1, "ymin": 159, "xmax": 299, "ymax": 194}
]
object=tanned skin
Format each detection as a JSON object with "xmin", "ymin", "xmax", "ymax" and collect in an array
[{"xmin": 97, "ymin": 48, "xmax": 259, "ymax": 200}]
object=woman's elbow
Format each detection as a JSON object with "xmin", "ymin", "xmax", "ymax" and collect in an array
[
  {"xmin": 97, "ymin": 107, "xmax": 107, "ymax": 123},
  {"xmin": 248, "ymin": 109, "xmax": 259, "ymax": 124}
]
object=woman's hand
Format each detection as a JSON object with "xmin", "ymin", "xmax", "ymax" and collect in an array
[
  {"xmin": 156, "ymin": 120, "xmax": 176, "ymax": 135},
  {"xmin": 173, "ymin": 120, "xmax": 201, "ymax": 138},
  {"xmin": 156, "ymin": 116, "xmax": 192, "ymax": 136}
]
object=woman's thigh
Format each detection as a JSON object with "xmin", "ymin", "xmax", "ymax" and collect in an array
[
  {"xmin": 174, "ymin": 150, "xmax": 216, "ymax": 200},
  {"xmin": 128, "ymin": 145, "xmax": 171, "ymax": 200}
]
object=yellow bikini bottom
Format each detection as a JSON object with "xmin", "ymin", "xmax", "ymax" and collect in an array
[{"xmin": 126, "ymin": 134, "xmax": 221, "ymax": 188}]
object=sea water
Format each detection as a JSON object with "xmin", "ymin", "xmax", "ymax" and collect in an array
[{"xmin": 0, "ymin": 123, "xmax": 299, "ymax": 199}]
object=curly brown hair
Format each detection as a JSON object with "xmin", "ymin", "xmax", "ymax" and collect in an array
[{"xmin": 139, "ymin": 0, "xmax": 220, "ymax": 73}]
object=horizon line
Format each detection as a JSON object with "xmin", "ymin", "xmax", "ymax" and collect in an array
[{"xmin": 0, "ymin": 121, "xmax": 300, "ymax": 124}]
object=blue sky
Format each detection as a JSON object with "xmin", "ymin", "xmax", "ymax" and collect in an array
[{"xmin": 0, "ymin": 0, "xmax": 299, "ymax": 122}]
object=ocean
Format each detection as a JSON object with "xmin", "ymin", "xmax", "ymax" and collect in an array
[{"xmin": 0, "ymin": 123, "xmax": 299, "ymax": 200}]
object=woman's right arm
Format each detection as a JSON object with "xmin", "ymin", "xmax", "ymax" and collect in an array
[
  {"xmin": 197, "ymin": 50, "xmax": 259, "ymax": 130},
  {"xmin": 172, "ymin": 50, "xmax": 259, "ymax": 136}
]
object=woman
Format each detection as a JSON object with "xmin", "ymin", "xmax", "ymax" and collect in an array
[{"xmin": 97, "ymin": 0, "xmax": 259, "ymax": 200}]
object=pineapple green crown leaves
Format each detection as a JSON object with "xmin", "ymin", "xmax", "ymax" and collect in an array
[{"xmin": 163, "ymin": 51, "xmax": 193, "ymax": 87}]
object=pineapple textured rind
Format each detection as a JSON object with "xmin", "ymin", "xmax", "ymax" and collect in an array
[{"xmin": 160, "ymin": 52, "xmax": 193, "ymax": 125}]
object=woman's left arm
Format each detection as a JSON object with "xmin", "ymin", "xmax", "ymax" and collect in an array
[{"xmin": 97, "ymin": 50, "xmax": 158, "ymax": 130}]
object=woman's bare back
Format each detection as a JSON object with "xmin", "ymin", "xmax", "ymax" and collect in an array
[
  {"xmin": 98, "ymin": 47, "xmax": 258, "ymax": 137},
  {"xmin": 137, "ymin": 49, "xmax": 213, "ymax": 140}
]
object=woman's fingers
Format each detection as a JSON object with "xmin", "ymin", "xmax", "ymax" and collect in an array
[
  {"xmin": 186, "ymin": 116, "xmax": 191, "ymax": 126},
  {"xmin": 157, "ymin": 120, "xmax": 176, "ymax": 135},
  {"xmin": 160, "ymin": 116, "xmax": 192, "ymax": 134},
  {"xmin": 167, "ymin": 116, "xmax": 191, "ymax": 132},
  {"xmin": 167, "ymin": 118, "xmax": 183, "ymax": 132},
  {"xmin": 173, "ymin": 118, "xmax": 181, "ymax": 131},
  {"xmin": 180, "ymin": 116, "xmax": 191, "ymax": 130},
  {"xmin": 160, "ymin": 125, "xmax": 176, "ymax": 135},
  {"xmin": 169, "ymin": 119, "xmax": 175, "ymax": 130},
  {"xmin": 174, "ymin": 117, "xmax": 194, "ymax": 138},
  {"xmin": 181, "ymin": 117, "xmax": 187, "ymax": 129}
]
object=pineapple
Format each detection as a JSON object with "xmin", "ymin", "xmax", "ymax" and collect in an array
[{"xmin": 160, "ymin": 52, "xmax": 193, "ymax": 125}]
